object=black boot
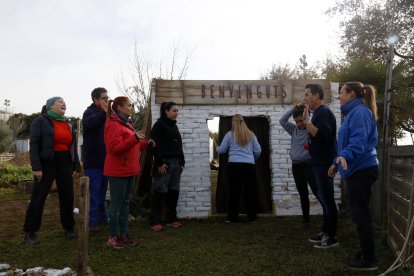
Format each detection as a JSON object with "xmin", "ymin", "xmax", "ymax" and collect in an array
[{"xmin": 149, "ymin": 192, "xmax": 166, "ymax": 226}]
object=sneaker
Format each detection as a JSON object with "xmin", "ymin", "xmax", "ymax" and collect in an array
[
  {"xmin": 64, "ymin": 229, "xmax": 76, "ymax": 239},
  {"xmin": 344, "ymin": 257, "xmax": 378, "ymax": 271},
  {"xmin": 150, "ymin": 224, "xmax": 164, "ymax": 231},
  {"xmin": 24, "ymin": 232, "xmax": 39, "ymax": 245},
  {"xmin": 167, "ymin": 221, "xmax": 182, "ymax": 228},
  {"xmin": 313, "ymin": 235, "xmax": 339, "ymax": 249},
  {"xmin": 120, "ymin": 234, "xmax": 138, "ymax": 246},
  {"xmin": 308, "ymin": 232, "xmax": 325, "ymax": 244},
  {"xmin": 107, "ymin": 236, "xmax": 126, "ymax": 249}
]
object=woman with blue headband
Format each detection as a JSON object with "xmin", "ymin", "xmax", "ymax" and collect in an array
[{"xmin": 23, "ymin": 97, "xmax": 80, "ymax": 245}]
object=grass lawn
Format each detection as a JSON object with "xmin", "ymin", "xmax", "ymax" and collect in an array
[{"xmin": 0, "ymin": 187, "xmax": 410, "ymax": 275}]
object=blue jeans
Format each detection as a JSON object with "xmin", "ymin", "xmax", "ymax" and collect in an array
[
  {"xmin": 84, "ymin": 168, "xmax": 108, "ymax": 226},
  {"xmin": 107, "ymin": 176, "xmax": 136, "ymax": 237},
  {"xmin": 312, "ymin": 165, "xmax": 338, "ymax": 237}
]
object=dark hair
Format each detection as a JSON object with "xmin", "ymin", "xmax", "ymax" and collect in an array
[
  {"xmin": 293, "ymin": 105, "xmax": 304, "ymax": 118},
  {"xmin": 41, "ymin": 105, "xmax": 47, "ymax": 114},
  {"xmin": 160, "ymin": 102, "xmax": 177, "ymax": 118},
  {"xmin": 107, "ymin": 96, "xmax": 130, "ymax": 118},
  {"xmin": 305, "ymin": 84, "xmax": 324, "ymax": 100},
  {"xmin": 91, "ymin": 87, "xmax": 108, "ymax": 101},
  {"xmin": 343, "ymin": 81, "xmax": 378, "ymax": 120}
]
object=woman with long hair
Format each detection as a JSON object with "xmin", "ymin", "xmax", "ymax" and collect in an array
[
  {"xmin": 328, "ymin": 82, "xmax": 379, "ymax": 271},
  {"xmin": 149, "ymin": 102, "xmax": 185, "ymax": 231},
  {"xmin": 104, "ymin": 96, "xmax": 155, "ymax": 249},
  {"xmin": 217, "ymin": 114, "xmax": 261, "ymax": 223}
]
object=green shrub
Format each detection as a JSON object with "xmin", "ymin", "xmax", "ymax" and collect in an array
[{"xmin": 0, "ymin": 163, "xmax": 32, "ymax": 187}]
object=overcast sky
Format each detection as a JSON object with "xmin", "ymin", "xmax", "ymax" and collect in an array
[{"xmin": 1, "ymin": 0, "xmax": 341, "ymax": 117}]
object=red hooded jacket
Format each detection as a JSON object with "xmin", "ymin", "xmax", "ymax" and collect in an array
[{"xmin": 103, "ymin": 114, "xmax": 149, "ymax": 177}]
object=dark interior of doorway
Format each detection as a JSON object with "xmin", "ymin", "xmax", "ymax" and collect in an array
[{"xmin": 215, "ymin": 115, "xmax": 272, "ymax": 214}]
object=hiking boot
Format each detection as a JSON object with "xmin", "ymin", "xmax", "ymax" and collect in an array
[
  {"xmin": 313, "ymin": 235, "xmax": 339, "ymax": 249},
  {"xmin": 150, "ymin": 224, "xmax": 164, "ymax": 231},
  {"xmin": 107, "ymin": 236, "xmax": 126, "ymax": 249},
  {"xmin": 308, "ymin": 232, "xmax": 325, "ymax": 244},
  {"xmin": 120, "ymin": 234, "xmax": 138, "ymax": 246},
  {"xmin": 64, "ymin": 229, "xmax": 76, "ymax": 239},
  {"xmin": 167, "ymin": 221, "xmax": 182, "ymax": 228},
  {"xmin": 344, "ymin": 257, "xmax": 378, "ymax": 271},
  {"xmin": 24, "ymin": 232, "xmax": 39, "ymax": 245}
]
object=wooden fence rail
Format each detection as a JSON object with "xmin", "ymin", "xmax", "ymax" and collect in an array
[{"xmin": 0, "ymin": 153, "xmax": 15, "ymax": 162}]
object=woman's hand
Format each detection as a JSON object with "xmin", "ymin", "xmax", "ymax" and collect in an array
[
  {"xmin": 158, "ymin": 164, "xmax": 168, "ymax": 176},
  {"xmin": 148, "ymin": 139, "xmax": 156, "ymax": 147},
  {"xmin": 72, "ymin": 171, "xmax": 78, "ymax": 177},
  {"xmin": 33, "ymin": 171, "xmax": 43, "ymax": 182},
  {"xmin": 336, "ymin": 156, "xmax": 348, "ymax": 171},
  {"xmin": 328, "ymin": 165, "xmax": 337, "ymax": 178},
  {"xmin": 135, "ymin": 130, "xmax": 146, "ymax": 140}
]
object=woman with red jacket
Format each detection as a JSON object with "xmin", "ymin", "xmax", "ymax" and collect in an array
[{"xmin": 104, "ymin": 96, "xmax": 155, "ymax": 249}]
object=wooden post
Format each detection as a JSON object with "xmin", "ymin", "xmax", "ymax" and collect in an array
[{"xmin": 77, "ymin": 176, "xmax": 90, "ymax": 276}]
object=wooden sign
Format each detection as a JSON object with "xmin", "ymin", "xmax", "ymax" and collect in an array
[{"xmin": 154, "ymin": 79, "xmax": 332, "ymax": 105}]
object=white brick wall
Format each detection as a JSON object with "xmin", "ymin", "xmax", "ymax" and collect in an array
[{"xmin": 151, "ymin": 82, "xmax": 341, "ymax": 218}]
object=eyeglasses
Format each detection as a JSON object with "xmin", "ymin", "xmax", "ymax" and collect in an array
[{"xmin": 99, "ymin": 96, "xmax": 109, "ymax": 101}]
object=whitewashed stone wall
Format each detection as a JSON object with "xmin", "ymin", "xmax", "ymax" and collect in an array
[{"xmin": 151, "ymin": 83, "xmax": 341, "ymax": 218}]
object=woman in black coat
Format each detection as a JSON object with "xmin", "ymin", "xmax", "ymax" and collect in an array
[{"xmin": 23, "ymin": 97, "xmax": 80, "ymax": 245}]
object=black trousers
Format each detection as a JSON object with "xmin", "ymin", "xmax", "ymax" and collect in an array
[
  {"xmin": 347, "ymin": 166, "xmax": 379, "ymax": 261},
  {"xmin": 227, "ymin": 162, "xmax": 257, "ymax": 222},
  {"xmin": 23, "ymin": 151, "xmax": 75, "ymax": 233},
  {"xmin": 292, "ymin": 162, "xmax": 318, "ymax": 223}
]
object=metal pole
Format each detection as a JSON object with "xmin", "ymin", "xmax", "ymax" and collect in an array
[{"xmin": 382, "ymin": 43, "xmax": 394, "ymax": 226}]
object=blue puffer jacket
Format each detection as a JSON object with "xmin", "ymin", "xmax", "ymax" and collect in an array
[
  {"xmin": 82, "ymin": 104, "xmax": 107, "ymax": 169},
  {"xmin": 337, "ymin": 98, "xmax": 379, "ymax": 178}
]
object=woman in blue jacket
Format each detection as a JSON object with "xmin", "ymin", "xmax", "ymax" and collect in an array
[
  {"xmin": 328, "ymin": 82, "xmax": 379, "ymax": 271},
  {"xmin": 217, "ymin": 114, "xmax": 261, "ymax": 223}
]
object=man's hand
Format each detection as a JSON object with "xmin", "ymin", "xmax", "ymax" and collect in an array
[
  {"xmin": 98, "ymin": 100, "xmax": 109, "ymax": 113},
  {"xmin": 302, "ymin": 104, "xmax": 310, "ymax": 125}
]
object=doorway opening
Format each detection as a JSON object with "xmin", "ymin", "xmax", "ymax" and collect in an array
[{"xmin": 215, "ymin": 115, "xmax": 272, "ymax": 215}]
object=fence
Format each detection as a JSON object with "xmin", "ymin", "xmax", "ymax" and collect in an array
[
  {"xmin": 0, "ymin": 153, "xmax": 15, "ymax": 163},
  {"xmin": 385, "ymin": 146, "xmax": 414, "ymax": 262}
]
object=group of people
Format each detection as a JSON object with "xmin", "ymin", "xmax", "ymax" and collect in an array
[
  {"xmin": 23, "ymin": 81, "xmax": 380, "ymax": 271},
  {"xmin": 23, "ymin": 89, "xmax": 185, "ymax": 250},
  {"xmin": 278, "ymin": 83, "xmax": 379, "ymax": 271}
]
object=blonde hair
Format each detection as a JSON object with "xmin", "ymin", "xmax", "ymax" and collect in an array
[{"xmin": 231, "ymin": 114, "xmax": 253, "ymax": 146}]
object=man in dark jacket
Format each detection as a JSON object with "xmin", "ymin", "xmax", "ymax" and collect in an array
[
  {"xmin": 82, "ymin": 87, "xmax": 109, "ymax": 230},
  {"xmin": 303, "ymin": 84, "xmax": 338, "ymax": 249}
]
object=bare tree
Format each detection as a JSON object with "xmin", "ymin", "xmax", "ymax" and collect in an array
[{"xmin": 116, "ymin": 41, "xmax": 193, "ymax": 112}]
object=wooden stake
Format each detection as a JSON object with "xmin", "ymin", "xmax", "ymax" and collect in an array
[{"xmin": 77, "ymin": 176, "xmax": 90, "ymax": 276}]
